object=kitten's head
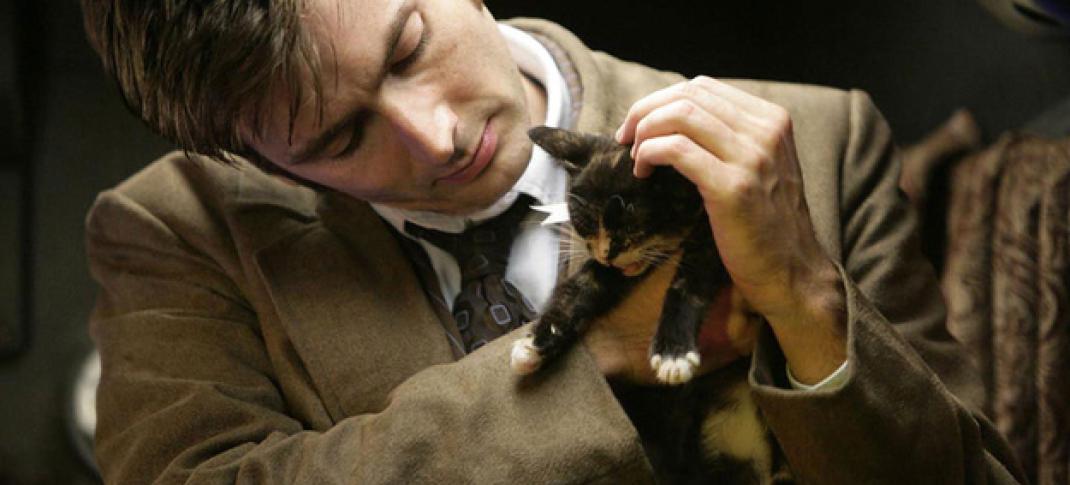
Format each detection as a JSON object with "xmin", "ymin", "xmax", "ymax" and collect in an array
[{"xmin": 529, "ymin": 126, "xmax": 705, "ymax": 277}]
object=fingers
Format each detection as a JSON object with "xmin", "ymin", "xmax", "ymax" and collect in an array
[
  {"xmin": 616, "ymin": 76, "xmax": 782, "ymax": 146},
  {"xmin": 629, "ymin": 98, "xmax": 749, "ymax": 166},
  {"xmin": 689, "ymin": 76, "xmax": 785, "ymax": 121},
  {"xmin": 631, "ymin": 132, "xmax": 738, "ymax": 199},
  {"xmin": 619, "ymin": 76, "xmax": 794, "ymax": 187}
]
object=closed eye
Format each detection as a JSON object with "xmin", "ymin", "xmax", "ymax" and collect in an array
[
  {"xmin": 390, "ymin": 12, "xmax": 429, "ymax": 75},
  {"xmin": 570, "ymin": 213, "xmax": 594, "ymax": 235},
  {"xmin": 329, "ymin": 111, "xmax": 371, "ymax": 160}
]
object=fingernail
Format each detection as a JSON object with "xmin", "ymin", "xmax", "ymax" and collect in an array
[{"xmin": 614, "ymin": 126, "xmax": 623, "ymax": 142}]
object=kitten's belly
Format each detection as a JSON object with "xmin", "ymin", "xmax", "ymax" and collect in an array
[
  {"xmin": 598, "ymin": 252, "xmax": 683, "ymax": 331},
  {"xmin": 593, "ymin": 253, "xmax": 758, "ymax": 360}
]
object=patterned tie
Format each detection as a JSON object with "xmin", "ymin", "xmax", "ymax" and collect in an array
[{"xmin": 404, "ymin": 195, "xmax": 538, "ymax": 353}]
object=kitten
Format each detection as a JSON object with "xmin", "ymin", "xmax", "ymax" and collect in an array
[
  {"xmin": 511, "ymin": 127, "xmax": 791, "ymax": 484},
  {"xmin": 511, "ymin": 126, "xmax": 727, "ymax": 383}
]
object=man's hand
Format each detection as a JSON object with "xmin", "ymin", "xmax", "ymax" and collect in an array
[{"xmin": 615, "ymin": 76, "xmax": 847, "ymax": 384}]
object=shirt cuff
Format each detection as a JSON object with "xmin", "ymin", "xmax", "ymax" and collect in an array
[{"xmin": 785, "ymin": 359, "xmax": 850, "ymax": 391}]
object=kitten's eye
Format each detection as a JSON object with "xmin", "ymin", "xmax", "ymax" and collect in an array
[
  {"xmin": 604, "ymin": 195, "xmax": 627, "ymax": 228},
  {"xmin": 571, "ymin": 213, "xmax": 594, "ymax": 235}
]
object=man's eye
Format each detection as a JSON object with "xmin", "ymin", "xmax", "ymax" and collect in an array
[
  {"xmin": 329, "ymin": 112, "xmax": 370, "ymax": 160},
  {"xmin": 329, "ymin": 129, "xmax": 361, "ymax": 160},
  {"xmin": 391, "ymin": 14, "xmax": 428, "ymax": 74}
]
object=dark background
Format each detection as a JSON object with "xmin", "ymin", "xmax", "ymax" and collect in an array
[{"xmin": 0, "ymin": 0, "xmax": 1068, "ymax": 483}]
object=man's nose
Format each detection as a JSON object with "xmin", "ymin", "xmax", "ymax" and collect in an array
[{"xmin": 380, "ymin": 86, "xmax": 460, "ymax": 166}]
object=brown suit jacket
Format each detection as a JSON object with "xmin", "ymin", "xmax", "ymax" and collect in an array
[{"xmin": 85, "ymin": 18, "xmax": 1026, "ymax": 484}]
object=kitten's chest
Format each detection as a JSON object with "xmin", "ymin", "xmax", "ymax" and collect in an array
[{"xmin": 597, "ymin": 251, "xmax": 684, "ymax": 328}]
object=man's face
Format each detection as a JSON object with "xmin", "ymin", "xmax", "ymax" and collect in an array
[{"xmin": 249, "ymin": 0, "xmax": 543, "ymax": 215}]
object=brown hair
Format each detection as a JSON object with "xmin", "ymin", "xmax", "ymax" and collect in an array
[{"xmin": 80, "ymin": 0, "xmax": 325, "ymax": 166}]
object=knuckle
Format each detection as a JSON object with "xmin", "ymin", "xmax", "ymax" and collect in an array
[
  {"xmin": 629, "ymin": 139, "xmax": 654, "ymax": 159},
  {"xmin": 679, "ymin": 80, "xmax": 705, "ymax": 99},
  {"xmin": 690, "ymin": 75, "xmax": 716, "ymax": 88},
  {"xmin": 712, "ymin": 95, "xmax": 740, "ymax": 120},
  {"xmin": 670, "ymin": 99, "xmax": 699, "ymax": 121},
  {"xmin": 751, "ymin": 152, "xmax": 775, "ymax": 173},
  {"xmin": 769, "ymin": 106, "xmax": 793, "ymax": 134},
  {"xmin": 727, "ymin": 172, "xmax": 759, "ymax": 198},
  {"xmin": 633, "ymin": 117, "xmax": 647, "ymax": 138},
  {"xmin": 634, "ymin": 117, "xmax": 654, "ymax": 141},
  {"xmin": 757, "ymin": 130, "xmax": 782, "ymax": 151},
  {"xmin": 639, "ymin": 134, "xmax": 690, "ymax": 160},
  {"xmin": 667, "ymin": 134, "xmax": 693, "ymax": 154}
]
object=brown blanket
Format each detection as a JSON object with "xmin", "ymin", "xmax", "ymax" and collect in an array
[{"xmin": 904, "ymin": 122, "xmax": 1070, "ymax": 485}]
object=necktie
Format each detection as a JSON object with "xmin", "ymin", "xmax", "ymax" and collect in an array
[{"xmin": 404, "ymin": 195, "xmax": 538, "ymax": 353}]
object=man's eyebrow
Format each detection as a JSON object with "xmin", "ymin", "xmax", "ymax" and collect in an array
[{"xmin": 289, "ymin": 0, "xmax": 411, "ymax": 165}]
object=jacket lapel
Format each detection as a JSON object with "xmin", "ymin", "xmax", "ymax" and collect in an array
[{"xmin": 253, "ymin": 192, "xmax": 454, "ymax": 419}]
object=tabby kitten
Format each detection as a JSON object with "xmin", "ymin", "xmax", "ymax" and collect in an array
[{"xmin": 510, "ymin": 127, "xmax": 790, "ymax": 484}]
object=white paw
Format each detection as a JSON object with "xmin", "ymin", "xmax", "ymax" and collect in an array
[
  {"xmin": 510, "ymin": 336, "xmax": 543, "ymax": 375},
  {"xmin": 650, "ymin": 351, "xmax": 701, "ymax": 385}
]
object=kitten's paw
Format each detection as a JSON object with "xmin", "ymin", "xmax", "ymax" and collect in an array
[
  {"xmin": 650, "ymin": 351, "xmax": 701, "ymax": 385},
  {"xmin": 510, "ymin": 336, "xmax": 543, "ymax": 375}
]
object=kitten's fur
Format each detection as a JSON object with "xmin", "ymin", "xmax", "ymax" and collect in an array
[{"xmin": 511, "ymin": 127, "xmax": 791, "ymax": 484}]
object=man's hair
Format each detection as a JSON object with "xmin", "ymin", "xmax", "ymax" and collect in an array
[{"xmin": 80, "ymin": 0, "xmax": 326, "ymax": 165}]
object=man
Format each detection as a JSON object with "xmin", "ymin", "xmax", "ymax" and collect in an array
[{"xmin": 80, "ymin": 0, "xmax": 1026, "ymax": 483}]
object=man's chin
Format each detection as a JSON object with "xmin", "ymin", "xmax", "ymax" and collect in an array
[
  {"xmin": 374, "ymin": 142, "xmax": 527, "ymax": 215},
  {"xmin": 449, "ymin": 158, "xmax": 526, "ymax": 213},
  {"xmin": 372, "ymin": 185, "xmax": 509, "ymax": 216},
  {"xmin": 434, "ymin": 188, "xmax": 512, "ymax": 216}
]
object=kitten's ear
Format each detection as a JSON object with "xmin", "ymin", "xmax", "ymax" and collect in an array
[{"xmin": 528, "ymin": 126, "xmax": 602, "ymax": 173}]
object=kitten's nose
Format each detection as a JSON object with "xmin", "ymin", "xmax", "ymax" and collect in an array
[{"xmin": 592, "ymin": 230, "xmax": 611, "ymax": 264}]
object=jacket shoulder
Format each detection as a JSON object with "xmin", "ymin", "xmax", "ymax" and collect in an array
[
  {"xmin": 728, "ymin": 79, "xmax": 861, "ymax": 138},
  {"xmin": 86, "ymin": 151, "xmax": 318, "ymax": 266},
  {"xmin": 107, "ymin": 151, "xmax": 239, "ymax": 218}
]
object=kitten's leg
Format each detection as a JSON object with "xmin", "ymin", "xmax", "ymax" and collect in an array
[
  {"xmin": 511, "ymin": 260, "xmax": 633, "ymax": 374},
  {"xmin": 650, "ymin": 229, "xmax": 730, "ymax": 384}
]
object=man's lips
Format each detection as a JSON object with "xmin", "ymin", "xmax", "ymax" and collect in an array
[{"xmin": 440, "ymin": 120, "xmax": 497, "ymax": 185}]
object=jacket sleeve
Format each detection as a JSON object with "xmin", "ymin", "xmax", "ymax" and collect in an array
[
  {"xmin": 85, "ymin": 187, "xmax": 653, "ymax": 485},
  {"xmin": 747, "ymin": 90, "xmax": 1028, "ymax": 484}
]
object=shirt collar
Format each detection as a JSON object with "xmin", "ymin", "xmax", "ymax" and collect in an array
[{"xmin": 372, "ymin": 23, "xmax": 573, "ymax": 235}]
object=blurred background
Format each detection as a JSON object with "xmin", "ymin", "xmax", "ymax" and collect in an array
[{"xmin": 0, "ymin": 0, "xmax": 1068, "ymax": 483}]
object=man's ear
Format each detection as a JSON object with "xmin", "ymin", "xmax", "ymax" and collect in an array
[{"xmin": 528, "ymin": 126, "xmax": 601, "ymax": 173}]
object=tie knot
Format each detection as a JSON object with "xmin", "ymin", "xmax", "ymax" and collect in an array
[{"xmin": 404, "ymin": 195, "xmax": 534, "ymax": 280}]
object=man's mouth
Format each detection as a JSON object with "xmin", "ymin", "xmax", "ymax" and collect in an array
[{"xmin": 440, "ymin": 119, "xmax": 497, "ymax": 186}]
